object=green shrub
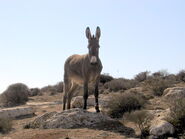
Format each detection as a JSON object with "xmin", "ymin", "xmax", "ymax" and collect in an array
[
  {"xmin": 134, "ymin": 71, "xmax": 150, "ymax": 82},
  {"xmin": 100, "ymin": 74, "xmax": 114, "ymax": 84},
  {"xmin": 104, "ymin": 78, "xmax": 137, "ymax": 92},
  {"xmin": 0, "ymin": 83, "xmax": 29, "ymax": 107},
  {"xmin": 124, "ymin": 110, "xmax": 152, "ymax": 138},
  {"xmin": 105, "ymin": 92, "xmax": 146, "ymax": 118},
  {"xmin": 142, "ymin": 77, "xmax": 174, "ymax": 96},
  {"xmin": 167, "ymin": 98, "xmax": 185, "ymax": 134},
  {"xmin": 0, "ymin": 118, "xmax": 12, "ymax": 134}
]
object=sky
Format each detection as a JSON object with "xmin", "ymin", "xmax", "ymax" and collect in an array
[{"xmin": 0, "ymin": 0, "xmax": 185, "ymax": 93}]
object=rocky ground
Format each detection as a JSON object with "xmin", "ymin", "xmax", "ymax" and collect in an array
[{"xmin": 1, "ymin": 82, "xmax": 185, "ymax": 139}]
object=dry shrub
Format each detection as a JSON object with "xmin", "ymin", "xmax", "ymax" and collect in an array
[
  {"xmin": 134, "ymin": 71, "xmax": 150, "ymax": 82},
  {"xmin": 176, "ymin": 70, "xmax": 185, "ymax": 82},
  {"xmin": 40, "ymin": 82, "xmax": 63, "ymax": 95},
  {"xmin": 104, "ymin": 78, "xmax": 137, "ymax": 92},
  {"xmin": 29, "ymin": 88, "xmax": 40, "ymax": 96},
  {"xmin": 105, "ymin": 92, "xmax": 146, "ymax": 118},
  {"xmin": 0, "ymin": 118, "xmax": 12, "ymax": 134},
  {"xmin": 142, "ymin": 77, "xmax": 174, "ymax": 96},
  {"xmin": 0, "ymin": 83, "xmax": 29, "ymax": 107},
  {"xmin": 167, "ymin": 98, "xmax": 185, "ymax": 134},
  {"xmin": 124, "ymin": 110, "xmax": 153, "ymax": 138},
  {"xmin": 100, "ymin": 74, "xmax": 114, "ymax": 84}
]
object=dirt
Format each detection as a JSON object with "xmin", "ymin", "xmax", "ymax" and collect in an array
[{"xmin": 0, "ymin": 93, "xmax": 138, "ymax": 139}]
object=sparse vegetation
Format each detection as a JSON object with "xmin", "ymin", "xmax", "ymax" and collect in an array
[
  {"xmin": 29, "ymin": 88, "xmax": 40, "ymax": 96},
  {"xmin": 167, "ymin": 98, "xmax": 185, "ymax": 134},
  {"xmin": 104, "ymin": 78, "xmax": 137, "ymax": 92},
  {"xmin": 124, "ymin": 110, "xmax": 152, "ymax": 138},
  {"xmin": 134, "ymin": 71, "xmax": 150, "ymax": 82},
  {"xmin": 142, "ymin": 76, "xmax": 175, "ymax": 96},
  {"xmin": 100, "ymin": 74, "xmax": 114, "ymax": 84},
  {"xmin": 40, "ymin": 82, "xmax": 63, "ymax": 95},
  {"xmin": 0, "ymin": 83, "xmax": 29, "ymax": 107},
  {"xmin": 0, "ymin": 118, "xmax": 12, "ymax": 134},
  {"xmin": 176, "ymin": 70, "xmax": 185, "ymax": 82},
  {"xmin": 105, "ymin": 92, "xmax": 146, "ymax": 118}
]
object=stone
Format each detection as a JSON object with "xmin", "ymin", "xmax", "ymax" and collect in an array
[
  {"xmin": 163, "ymin": 87, "xmax": 185, "ymax": 99},
  {"xmin": 0, "ymin": 106, "xmax": 35, "ymax": 119},
  {"xmin": 25, "ymin": 108, "xmax": 118, "ymax": 129},
  {"xmin": 150, "ymin": 120, "xmax": 175, "ymax": 136}
]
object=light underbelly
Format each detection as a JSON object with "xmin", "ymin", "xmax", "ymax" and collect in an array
[{"xmin": 70, "ymin": 75, "xmax": 97, "ymax": 86}]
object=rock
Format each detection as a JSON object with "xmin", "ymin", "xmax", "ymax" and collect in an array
[
  {"xmin": 163, "ymin": 87, "xmax": 185, "ymax": 99},
  {"xmin": 25, "ymin": 108, "xmax": 119, "ymax": 129},
  {"xmin": 26, "ymin": 101, "xmax": 62, "ymax": 106},
  {"xmin": 71, "ymin": 94, "xmax": 111, "ymax": 108},
  {"xmin": 0, "ymin": 106, "xmax": 35, "ymax": 119},
  {"xmin": 150, "ymin": 120, "xmax": 175, "ymax": 136}
]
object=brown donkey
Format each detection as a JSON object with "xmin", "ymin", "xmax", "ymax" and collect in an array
[{"xmin": 63, "ymin": 26, "xmax": 103, "ymax": 112}]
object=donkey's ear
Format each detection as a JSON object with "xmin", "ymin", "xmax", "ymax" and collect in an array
[
  {"xmin": 95, "ymin": 26, "xmax": 101, "ymax": 40},
  {"xmin": 86, "ymin": 27, "xmax": 91, "ymax": 39}
]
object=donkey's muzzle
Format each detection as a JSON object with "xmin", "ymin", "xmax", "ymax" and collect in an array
[{"xmin": 90, "ymin": 56, "xmax": 97, "ymax": 64}]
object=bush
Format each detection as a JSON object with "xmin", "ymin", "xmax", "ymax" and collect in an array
[
  {"xmin": 40, "ymin": 82, "xmax": 63, "ymax": 94},
  {"xmin": 176, "ymin": 70, "xmax": 185, "ymax": 82},
  {"xmin": 100, "ymin": 74, "xmax": 114, "ymax": 84},
  {"xmin": 29, "ymin": 88, "xmax": 40, "ymax": 96},
  {"xmin": 104, "ymin": 78, "xmax": 137, "ymax": 92},
  {"xmin": 134, "ymin": 71, "xmax": 150, "ymax": 82},
  {"xmin": 152, "ymin": 70, "xmax": 169, "ymax": 78},
  {"xmin": 142, "ymin": 77, "xmax": 174, "ymax": 96},
  {"xmin": 167, "ymin": 98, "xmax": 185, "ymax": 134},
  {"xmin": 0, "ymin": 83, "xmax": 29, "ymax": 107},
  {"xmin": 0, "ymin": 118, "xmax": 12, "ymax": 134},
  {"xmin": 124, "ymin": 110, "xmax": 152, "ymax": 138},
  {"xmin": 105, "ymin": 92, "xmax": 146, "ymax": 118}
]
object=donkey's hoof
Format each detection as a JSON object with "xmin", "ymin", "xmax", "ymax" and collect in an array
[{"xmin": 96, "ymin": 109, "xmax": 100, "ymax": 113}]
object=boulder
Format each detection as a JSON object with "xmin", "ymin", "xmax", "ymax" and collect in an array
[
  {"xmin": 71, "ymin": 94, "xmax": 111, "ymax": 108},
  {"xmin": 163, "ymin": 87, "xmax": 185, "ymax": 99},
  {"xmin": 148, "ymin": 109, "xmax": 175, "ymax": 137},
  {"xmin": 150, "ymin": 120, "xmax": 175, "ymax": 136},
  {"xmin": 25, "ymin": 108, "xmax": 119, "ymax": 129},
  {"xmin": 0, "ymin": 106, "xmax": 35, "ymax": 119}
]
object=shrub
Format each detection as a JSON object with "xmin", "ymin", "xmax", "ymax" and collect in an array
[
  {"xmin": 124, "ymin": 110, "xmax": 153, "ymax": 138},
  {"xmin": 167, "ymin": 98, "xmax": 185, "ymax": 134},
  {"xmin": 105, "ymin": 92, "xmax": 146, "ymax": 118},
  {"xmin": 142, "ymin": 77, "xmax": 174, "ymax": 96},
  {"xmin": 100, "ymin": 74, "xmax": 114, "ymax": 84},
  {"xmin": 0, "ymin": 83, "xmax": 29, "ymax": 107},
  {"xmin": 104, "ymin": 78, "xmax": 137, "ymax": 92},
  {"xmin": 134, "ymin": 71, "xmax": 150, "ymax": 82},
  {"xmin": 0, "ymin": 118, "xmax": 12, "ymax": 134},
  {"xmin": 40, "ymin": 82, "xmax": 63, "ymax": 94},
  {"xmin": 29, "ymin": 88, "xmax": 40, "ymax": 96},
  {"xmin": 176, "ymin": 70, "xmax": 185, "ymax": 82},
  {"xmin": 152, "ymin": 70, "xmax": 169, "ymax": 78}
]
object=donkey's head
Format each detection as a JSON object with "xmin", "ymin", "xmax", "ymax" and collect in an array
[{"xmin": 86, "ymin": 26, "xmax": 101, "ymax": 65}]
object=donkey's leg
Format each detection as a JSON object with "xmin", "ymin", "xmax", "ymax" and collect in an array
[
  {"xmin": 94, "ymin": 78, "xmax": 100, "ymax": 112},
  {"xmin": 83, "ymin": 82, "xmax": 88, "ymax": 110},
  {"xmin": 67, "ymin": 83, "xmax": 78, "ymax": 109},
  {"xmin": 63, "ymin": 77, "xmax": 71, "ymax": 110}
]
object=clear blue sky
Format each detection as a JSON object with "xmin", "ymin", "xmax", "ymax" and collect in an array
[{"xmin": 0, "ymin": 0, "xmax": 185, "ymax": 93}]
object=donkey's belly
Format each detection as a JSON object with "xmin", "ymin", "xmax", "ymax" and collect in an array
[
  {"xmin": 70, "ymin": 75, "xmax": 84, "ymax": 86},
  {"xmin": 70, "ymin": 74, "xmax": 97, "ymax": 86}
]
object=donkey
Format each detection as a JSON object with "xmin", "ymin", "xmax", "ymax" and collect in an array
[{"xmin": 63, "ymin": 26, "xmax": 103, "ymax": 112}]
